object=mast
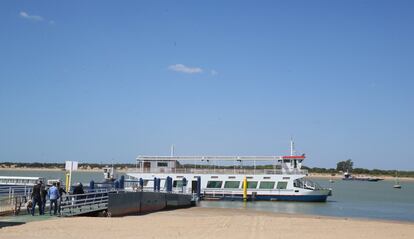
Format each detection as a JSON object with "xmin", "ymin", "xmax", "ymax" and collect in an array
[
  {"xmin": 290, "ymin": 138, "xmax": 295, "ymax": 156},
  {"xmin": 170, "ymin": 145, "xmax": 175, "ymax": 157}
]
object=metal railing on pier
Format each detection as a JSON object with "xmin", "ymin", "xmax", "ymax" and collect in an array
[
  {"xmin": 0, "ymin": 185, "xmax": 32, "ymax": 198},
  {"xmin": 0, "ymin": 185, "xmax": 32, "ymax": 216}
]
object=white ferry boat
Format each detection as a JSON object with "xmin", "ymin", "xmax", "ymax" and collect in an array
[
  {"xmin": 126, "ymin": 142, "xmax": 332, "ymax": 202},
  {"xmin": 0, "ymin": 176, "xmax": 45, "ymax": 197},
  {"xmin": 0, "ymin": 176, "xmax": 45, "ymax": 186}
]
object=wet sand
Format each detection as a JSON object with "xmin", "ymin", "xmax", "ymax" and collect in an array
[{"xmin": 1, "ymin": 208, "xmax": 413, "ymax": 239}]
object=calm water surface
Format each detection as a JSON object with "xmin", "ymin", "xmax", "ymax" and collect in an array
[
  {"xmin": 200, "ymin": 179, "xmax": 414, "ymax": 222},
  {"xmin": 1, "ymin": 170, "xmax": 413, "ymax": 222}
]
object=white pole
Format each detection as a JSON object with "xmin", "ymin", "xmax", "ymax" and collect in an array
[{"xmin": 69, "ymin": 161, "xmax": 73, "ymax": 191}]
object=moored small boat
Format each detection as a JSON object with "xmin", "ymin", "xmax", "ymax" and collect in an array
[
  {"xmin": 342, "ymin": 172, "xmax": 383, "ymax": 182},
  {"xmin": 393, "ymin": 172, "xmax": 402, "ymax": 189}
]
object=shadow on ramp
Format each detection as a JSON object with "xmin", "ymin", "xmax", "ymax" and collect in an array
[{"xmin": 0, "ymin": 221, "xmax": 26, "ymax": 228}]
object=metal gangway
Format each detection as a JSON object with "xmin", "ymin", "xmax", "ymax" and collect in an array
[{"xmin": 59, "ymin": 190, "xmax": 109, "ymax": 217}]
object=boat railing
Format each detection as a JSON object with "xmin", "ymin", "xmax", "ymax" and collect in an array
[
  {"xmin": 130, "ymin": 168, "xmax": 308, "ymax": 175},
  {"xmin": 123, "ymin": 181, "xmax": 193, "ymax": 195},
  {"xmin": 294, "ymin": 178, "xmax": 324, "ymax": 190}
]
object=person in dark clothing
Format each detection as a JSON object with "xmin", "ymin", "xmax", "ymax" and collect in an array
[
  {"xmin": 40, "ymin": 184, "xmax": 47, "ymax": 215},
  {"xmin": 73, "ymin": 183, "xmax": 85, "ymax": 203},
  {"xmin": 56, "ymin": 182, "xmax": 66, "ymax": 214},
  {"xmin": 73, "ymin": 182, "xmax": 84, "ymax": 194},
  {"xmin": 31, "ymin": 181, "xmax": 43, "ymax": 216},
  {"xmin": 57, "ymin": 182, "xmax": 67, "ymax": 196}
]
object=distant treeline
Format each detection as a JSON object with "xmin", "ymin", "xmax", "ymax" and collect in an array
[
  {"xmin": 1, "ymin": 162, "xmax": 414, "ymax": 178},
  {"xmin": 0, "ymin": 162, "xmax": 136, "ymax": 169}
]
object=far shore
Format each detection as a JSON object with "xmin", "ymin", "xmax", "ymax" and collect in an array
[
  {"xmin": 308, "ymin": 173, "xmax": 414, "ymax": 181},
  {"xmin": 0, "ymin": 167, "xmax": 102, "ymax": 172},
  {"xmin": 1, "ymin": 207, "xmax": 413, "ymax": 239},
  {"xmin": 1, "ymin": 167, "xmax": 413, "ymax": 181}
]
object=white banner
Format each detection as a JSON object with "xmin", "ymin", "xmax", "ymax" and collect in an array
[{"xmin": 65, "ymin": 161, "xmax": 78, "ymax": 171}]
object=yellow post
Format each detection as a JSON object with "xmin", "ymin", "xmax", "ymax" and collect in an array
[
  {"xmin": 65, "ymin": 172, "xmax": 70, "ymax": 192},
  {"xmin": 243, "ymin": 176, "xmax": 247, "ymax": 201}
]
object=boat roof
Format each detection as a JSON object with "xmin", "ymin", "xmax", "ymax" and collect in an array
[{"xmin": 136, "ymin": 155, "xmax": 305, "ymax": 161}]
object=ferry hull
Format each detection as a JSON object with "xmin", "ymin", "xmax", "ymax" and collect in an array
[
  {"xmin": 258, "ymin": 194, "xmax": 328, "ymax": 202},
  {"xmin": 204, "ymin": 193, "xmax": 329, "ymax": 202}
]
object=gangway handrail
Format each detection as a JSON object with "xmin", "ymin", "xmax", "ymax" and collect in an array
[{"xmin": 59, "ymin": 190, "xmax": 110, "ymax": 217}]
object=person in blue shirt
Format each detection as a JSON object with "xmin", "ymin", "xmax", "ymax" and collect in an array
[{"xmin": 47, "ymin": 182, "xmax": 60, "ymax": 215}]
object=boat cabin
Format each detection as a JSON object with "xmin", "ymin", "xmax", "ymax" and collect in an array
[
  {"xmin": 103, "ymin": 166, "xmax": 117, "ymax": 181},
  {"xmin": 135, "ymin": 154, "xmax": 307, "ymax": 175}
]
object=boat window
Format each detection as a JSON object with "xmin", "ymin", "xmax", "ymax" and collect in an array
[
  {"xmin": 263, "ymin": 177, "xmax": 271, "ymax": 179},
  {"xmin": 246, "ymin": 176, "xmax": 253, "ymax": 179},
  {"xmin": 157, "ymin": 162, "xmax": 168, "ymax": 167},
  {"xmin": 173, "ymin": 180, "xmax": 184, "ymax": 188},
  {"xmin": 293, "ymin": 179, "xmax": 304, "ymax": 188},
  {"xmin": 247, "ymin": 181, "xmax": 258, "ymax": 189},
  {"xmin": 206, "ymin": 181, "xmax": 223, "ymax": 188},
  {"xmin": 228, "ymin": 176, "xmax": 236, "ymax": 179},
  {"xmin": 277, "ymin": 181, "xmax": 288, "ymax": 189},
  {"xmin": 224, "ymin": 181, "xmax": 240, "ymax": 188},
  {"xmin": 282, "ymin": 177, "xmax": 290, "ymax": 180},
  {"xmin": 259, "ymin": 182, "xmax": 275, "ymax": 189}
]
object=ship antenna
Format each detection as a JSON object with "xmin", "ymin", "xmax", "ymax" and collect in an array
[{"xmin": 290, "ymin": 138, "xmax": 295, "ymax": 156}]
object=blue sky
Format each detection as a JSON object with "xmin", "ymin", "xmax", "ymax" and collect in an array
[{"xmin": 0, "ymin": 1, "xmax": 413, "ymax": 170}]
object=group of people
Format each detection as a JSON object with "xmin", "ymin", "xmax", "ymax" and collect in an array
[{"xmin": 29, "ymin": 180, "xmax": 84, "ymax": 216}]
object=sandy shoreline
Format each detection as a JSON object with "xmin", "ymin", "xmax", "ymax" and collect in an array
[{"xmin": 1, "ymin": 208, "xmax": 413, "ymax": 239}]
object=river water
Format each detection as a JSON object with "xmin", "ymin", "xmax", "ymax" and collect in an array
[{"xmin": 1, "ymin": 170, "xmax": 413, "ymax": 222}]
